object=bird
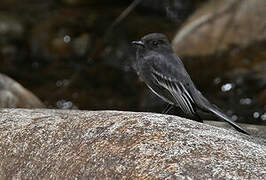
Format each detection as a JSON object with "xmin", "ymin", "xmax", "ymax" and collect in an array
[{"xmin": 132, "ymin": 33, "xmax": 249, "ymax": 135}]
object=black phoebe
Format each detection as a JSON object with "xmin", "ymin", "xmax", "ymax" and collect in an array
[{"xmin": 132, "ymin": 33, "xmax": 249, "ymax": 135}]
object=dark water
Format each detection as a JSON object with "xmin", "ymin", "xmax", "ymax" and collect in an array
[{"xmin": 0, "ymin": 0, "xmax": 265, "ymax": 125}]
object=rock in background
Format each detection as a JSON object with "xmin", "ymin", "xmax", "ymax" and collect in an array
[
  {"xmin": 173, "ymin": 0, "xmax": 266, "ymax": 56},
  {"xmin": 172, "ymin": 0, "xmax": 266, "ymax": 123},
  {"xmin": 0, "ymin": 73, "xmax": 45, "ymax": 108},
  {"xmin": 0, "ymin": 109, "xmax": 265, "ymax": 179}
]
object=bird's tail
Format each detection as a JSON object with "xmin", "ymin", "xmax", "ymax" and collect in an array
[
  {"xmin": 194, "ymin": 90, "xmax": 249, "ymax": 135},
  {"xmin": 208, "ymin": 107, "xmax": 249, "ymax": 135}
]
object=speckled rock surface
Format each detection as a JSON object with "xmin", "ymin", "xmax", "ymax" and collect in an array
[{"xmin": 0, "ymin": 109, "xmax": 265, "ymax": 179}]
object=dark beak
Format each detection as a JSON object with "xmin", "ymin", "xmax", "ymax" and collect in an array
[{"xmin": 132, "ymin": 40, "xmax": 144, "ymax": 47}]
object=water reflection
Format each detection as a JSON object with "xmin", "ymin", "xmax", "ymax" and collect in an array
[
  {"xmin": 261, "ymin": 113, "xmax": 266, "ymax": 121},
  {"xmin": 253, "ymin": 112, "xmax": 260, "ymax": 119},
  {"xmin": 63, "ymin": 35, "xmax": 71, "ymax": 43},
  {"xmin": 239, "ymin": 98, "xmax": 252, "ymax": 105},
  {"xmin": 221, "ymin": 83, "xmax": 233, "ymax": 92},
  {"xmin": 56, "ymin": 99, "xmax": 77, "ymax": 109}
]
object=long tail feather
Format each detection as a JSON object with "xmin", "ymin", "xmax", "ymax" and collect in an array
[{"xmin": 208, "ymin": 107, "xmax": 249, "ymax": 135}]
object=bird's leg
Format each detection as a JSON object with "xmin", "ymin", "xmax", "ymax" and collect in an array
[{"xmin": 162, "ymin": 104, "xmax": 173, "ymax": 114}]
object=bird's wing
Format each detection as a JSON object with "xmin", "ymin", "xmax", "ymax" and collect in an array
[{"xmin": 151, "ymin": 67, "xmax": 196, "ymax": 116}]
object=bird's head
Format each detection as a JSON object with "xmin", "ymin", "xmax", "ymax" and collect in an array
[{"xmin": 132, "ymin": 33, "xmax": 173, "ymax": 55}]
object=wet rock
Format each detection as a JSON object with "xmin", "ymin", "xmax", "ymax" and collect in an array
[
  {"xmin": 0, "ymin": 73, "xmax": 45, "ymax": 108},
  {"xmin": 0, "ymin": 109, "xmax": 265, "ymax": 179}
]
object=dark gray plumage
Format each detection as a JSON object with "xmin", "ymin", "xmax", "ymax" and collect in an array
[{"xmin": 132, "ymin": 33, "xmax": 249, "ymax": 135}]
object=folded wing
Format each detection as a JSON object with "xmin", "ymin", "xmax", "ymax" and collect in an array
[{"xmin": 151, "ymin": 68, "xmax": 196, "ymax": 117}]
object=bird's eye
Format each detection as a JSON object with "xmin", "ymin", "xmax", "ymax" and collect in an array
[{"xmin": 152, "ymin": 41, "xmax": 158, "ymax": 47}]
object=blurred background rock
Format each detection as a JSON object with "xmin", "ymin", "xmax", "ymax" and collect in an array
[
  {"xmin": 0, "ymin": 0, "xmax": 265, "ymax": 125},
  {"xmin": 0, "ymin": 73, "xmax": 44, "ymax": 108}
]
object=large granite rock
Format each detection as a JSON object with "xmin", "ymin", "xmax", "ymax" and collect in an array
[
  {"xmin": 0, "ymin": 109, "xmax": 265, "ymax": 179},
  {"xmin": 0, "ymin": 73, "xmax": 45, "ymax": 108}
]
